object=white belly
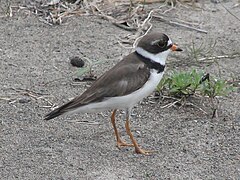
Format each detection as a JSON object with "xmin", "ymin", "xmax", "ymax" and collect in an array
[{"xmin": 70, "ymin": 70, "xmax": 164, "ymax": 114}]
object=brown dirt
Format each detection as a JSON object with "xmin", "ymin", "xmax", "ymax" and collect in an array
[{"xmin": 1, "ymin": 0, "xmax": 240, "ymax": 179}]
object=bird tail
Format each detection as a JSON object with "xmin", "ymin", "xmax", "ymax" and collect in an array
[
  {"xmin": 44, "ymin": 98, "xmax": 84, "ymax": 120},
  {"xmin": 44, "ymin": 106, "xmax": 66, "ymax": 120}
]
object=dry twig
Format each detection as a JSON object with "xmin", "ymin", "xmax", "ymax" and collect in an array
[
  {"xmin": 198, "ymin": 54, "xmax": 240, "ymax": 62},
  {"xmin": 67, "ymin": 120, "xmax": 101, "ymax": 125},
  {"xmin": 220, "ymin": 1, "xmax": 240, "ymax": 22},
  {"xmin": 5, "ymin": 87, "xmax": 55, "ymax": 108},
  {"xmin": 153, "ymin": 14, "xmax": 207, "ymax": 34}
]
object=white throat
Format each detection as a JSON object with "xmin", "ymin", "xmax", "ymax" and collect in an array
[
  {"xmin": 135, "ymin": 47, "xmax": 170, "ymax": 66},
  {"xmin": 135, "ymin": 38, "xmax": 172, "ymax": 65}
]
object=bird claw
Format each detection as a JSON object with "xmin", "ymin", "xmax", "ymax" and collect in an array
[
  {"xmin": 116, "ymin": 140, "xmax": 134, "ymax": 149},
  {"xmin": 135, "ymin": 148, "xmax": 158, "ymax": 155}
]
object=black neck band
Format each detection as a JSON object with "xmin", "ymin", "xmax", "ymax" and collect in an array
[{"xmin": 135, "ymin": 51, "xmax": 165, "ymax": 73}]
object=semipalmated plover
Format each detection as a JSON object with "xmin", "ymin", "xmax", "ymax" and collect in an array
[{"xmin": 45, "ymin": 32, "xmax": 182, "ymax": 155}]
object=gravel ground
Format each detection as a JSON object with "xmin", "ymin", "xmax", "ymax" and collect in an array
[{"xmin": 1, "ymin": 0, "xmax": 240, "ymax": 179}]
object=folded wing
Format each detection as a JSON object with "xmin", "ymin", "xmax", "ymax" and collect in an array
[{"xmin": 44, "ymin": 53, "xmax": 150, "ymax": 120}]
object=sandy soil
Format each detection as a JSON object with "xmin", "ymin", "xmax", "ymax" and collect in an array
[{"xmin": 1, "ymin": 0, "xmax": 240, "ymax": 179}]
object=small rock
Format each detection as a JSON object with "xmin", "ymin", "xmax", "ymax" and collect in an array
[
  {"xmin": 73, "ymin": 76, "xmax": 97, "ymax": 82},
  {"xmin": 235, "ymin": 116, "xmax": 240, "ymax": 123},
  {"xmin": 211, "ymin": 0, "xmax": 219, "ymax": 3},
  {"xmin": 64, "ymin": 0, "xmax": 77, "ymax": 3},
  {"xmin": 70, "ymin": 56, "xmax": 85, "ymax": 67},
  {"xmin": 19, "ymin": 97, "xmax": 31, "ymax": 104}
]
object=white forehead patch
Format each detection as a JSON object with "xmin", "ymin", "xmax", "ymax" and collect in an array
[{"xmin": 167, "ymin": 39, "xmax": 172, "ymax": 46}]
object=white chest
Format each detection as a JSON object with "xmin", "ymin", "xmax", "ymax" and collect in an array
[
  {"xmin": 71, "ymin": 70, "xmax": 164, "ymax": 114},
  {"xmin": 102, "ymin": 70, "xmax": 164, "ymax": 109}
]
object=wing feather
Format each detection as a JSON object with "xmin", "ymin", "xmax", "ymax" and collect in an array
[
  {"xmin": 44, "ymin": 53, "xmax": 150, "ymax": 119},
  {"xmin": 66, "ymin": 55, "xmax": 149, "ymax": 109}
]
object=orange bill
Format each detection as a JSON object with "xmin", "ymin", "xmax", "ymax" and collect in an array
[{"xmin": 171, "ymin": 44, "xmax": 183, "ymax": 51}]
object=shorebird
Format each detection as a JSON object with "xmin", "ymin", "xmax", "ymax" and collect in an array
[{"xmin": 45, "ymin": 32, "xmax": 182, "ymax": 155}]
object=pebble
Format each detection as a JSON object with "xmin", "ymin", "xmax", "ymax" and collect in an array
[
  {"xmin": 70, "ymin": 56, "xmax": 85, "ymax": 67},
  {"xmin": 19, "ymin": 97, "xmax": 31, "ymax": 104}
]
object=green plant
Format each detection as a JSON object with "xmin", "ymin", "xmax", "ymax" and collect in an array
[
  {"xmin": 157, "ymin": 69, "xmax": 204, "ymax": 97},
  {"xmin": 186, "ymin": 39, "xmax": 217, "ymax": 61},
  {"xmin": 201, "ymin": 78, "xmax": 236, "ymax": 118},
  {"xmin": 157, "ymin": 69, "xmax": 236, "ymax": 98},
  {"xmin": 157, "ymin": 69, "xmax": 236, "ymax": 117},
  {"xmin": 77, "ymin": 57, "xmax": 104, "ymax": 77},
  {"xmin": 200, "ymin": 78, "xmax": 236, "ymax": 98}
]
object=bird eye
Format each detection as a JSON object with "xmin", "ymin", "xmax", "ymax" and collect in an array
[{"xmin": 157, "ymin": 41, "xmax": 166, "ymax": 48}]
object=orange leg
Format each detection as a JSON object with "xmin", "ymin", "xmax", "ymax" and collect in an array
[
  {"xmin": 111, "ymin": 109, "xmax": 133, "ymax": 148},
  {"xmin": 125, "ymin": 117, "xmax": 156, "ymax": 155}
]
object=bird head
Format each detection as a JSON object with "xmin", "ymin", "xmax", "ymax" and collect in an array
[{"xmin": 136, "ymin": 32, "xmax": 182, "ymax": 65}]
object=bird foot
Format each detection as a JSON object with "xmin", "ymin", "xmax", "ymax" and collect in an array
[
  {"xmin": 135, "ymin": 148, "xmax": 157, "ymax": 155},
  {"xmin": 116, "ymin": 140, "xmax": 134, "ymax": 149}
]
